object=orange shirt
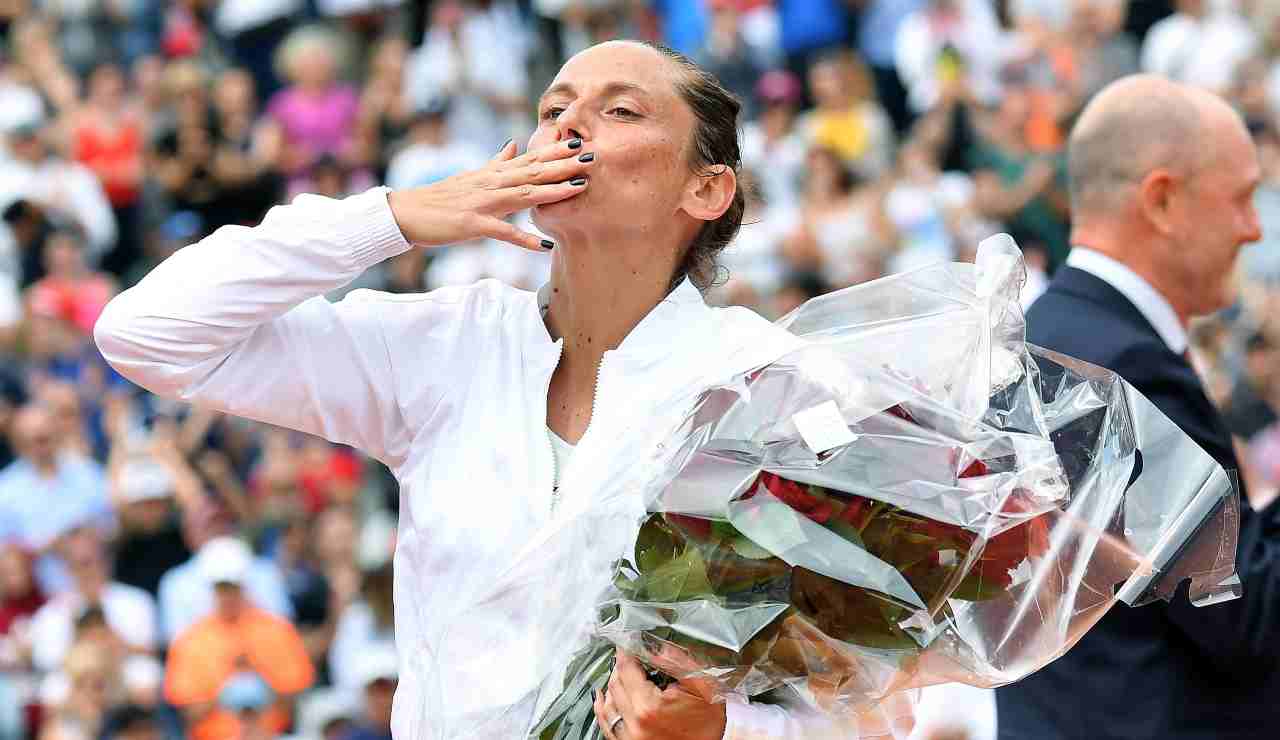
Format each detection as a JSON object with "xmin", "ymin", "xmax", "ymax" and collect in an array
[{"xmin": 165, "ymin": 607, "xmax": 315, "ymax": 740}]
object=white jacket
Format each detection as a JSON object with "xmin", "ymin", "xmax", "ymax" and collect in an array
[{"xmin": 93, "ymin": 187, "xmax": 881, "ymax": 739}]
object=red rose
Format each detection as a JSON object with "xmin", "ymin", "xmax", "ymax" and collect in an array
[{"xmin": 758, "ymin": 473, "xmax": 833, "ymax": 524}]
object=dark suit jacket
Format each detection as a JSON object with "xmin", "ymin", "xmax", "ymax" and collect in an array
[{"xmin": 997, "ymin": 267, "xmax": 1280, "ymax": 740}]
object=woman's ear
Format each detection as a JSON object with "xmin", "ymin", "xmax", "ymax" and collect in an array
[{"xmin": 680, "ymin": 165, "xmax": 738, "ymax": 223}]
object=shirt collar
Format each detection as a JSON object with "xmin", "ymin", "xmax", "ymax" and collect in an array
[{"xmin": 1065, "ymin": 247, "xmax": 1188, "ymax": 354}]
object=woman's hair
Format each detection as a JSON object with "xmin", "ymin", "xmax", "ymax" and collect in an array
[
  {"xmin": 641, "ymin": 42, "xmax": 745, "ymax": 291},
  {"xmin": 274, "ymin": 25, "xmax": 349, "ymax": 84}
]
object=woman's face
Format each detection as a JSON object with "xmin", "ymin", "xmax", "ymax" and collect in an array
[
  {"xmin": 528, "ymin": 42, "xmax": 700, "ymax": 248},
  {"xmin": 0, "ymin": 546, "xmax": 33, "ymax": 598}
]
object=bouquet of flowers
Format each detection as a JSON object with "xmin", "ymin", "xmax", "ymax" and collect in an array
[{"xmin": 526, "ymin": 236, "xmax": 1241, "ymax": 739}]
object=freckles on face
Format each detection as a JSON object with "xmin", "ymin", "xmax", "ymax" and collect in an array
[{"xmin": 528, "ymin": 43, "xmax": 695, "ymax": 225}]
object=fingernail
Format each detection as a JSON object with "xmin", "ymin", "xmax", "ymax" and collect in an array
[
  {"xmin": 498, "ymin": 138, "xmax": 512, "ymax": 153},
  {"xmin": 541, "ymin": 239, "xmax": 555, "ymax": 250},
  {"xmin": 567, "ymin": 138, "xmax": 582, "ymax": 149},
  {"xmin": 591, "ymin": 689, "xmax": 597, "ymax": 702},
  {"xmin": 578, "ymin": 152, "xmax": 594, "ymax": 163},
  {"xmin": 570, "ymin": 177, "xmax": 587, "ymax": 186}
]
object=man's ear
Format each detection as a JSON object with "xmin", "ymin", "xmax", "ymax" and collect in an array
[
  {"xmin": 680, "ymin": 165, "xmax": 738, "ymax": 223},
  {"xmin": 1137, "ymin": 168, "xmax": 1180, "ymax": 236}
]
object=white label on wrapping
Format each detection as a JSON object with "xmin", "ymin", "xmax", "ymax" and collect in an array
[{"xmin": 792, "ymin": 400, "xmax": 856, "ymax": 455}]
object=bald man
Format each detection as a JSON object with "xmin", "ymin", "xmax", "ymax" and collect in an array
[{"xmin": 997, "ymin": 75, "xmax": 1280, "ymax": 739}]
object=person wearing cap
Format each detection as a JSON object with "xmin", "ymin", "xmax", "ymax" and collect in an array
[
  {"xmin": 385, "ymin": 96, "xmax": 486, "ymax": 192},
  {"xmin": 109, "ymin": 429, "xmax": 207, "ymax": 597},
  {"xmin": 741, "ymin": 70, "xmax": 807, "ymax": 211},
  {"xmin": 342, "ymin": 646, "xmax": 398, "ymax": 740},
  {"xmin": 157, "ymin": 503, "xmax": 293, "ymax": 642},
  {"xmin": 0, "ymin": 109, "xmax": 118, "ymax": 267},
  {"xmin": 165, "ymin": 536, "xmax": 314, "ymax": 740}
]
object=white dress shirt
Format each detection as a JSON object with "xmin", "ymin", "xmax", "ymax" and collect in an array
[{"xmin": 1063, "ymin": 247, "xmax": 1188, "ymax": 354}]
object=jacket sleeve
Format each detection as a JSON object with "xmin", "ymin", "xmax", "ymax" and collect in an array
[
  {"xmin": 1113, "ymin": 344, "xmax": 1280, "ymax": 680},
  {"xmin": 93, "ymin": 187, "xmax": 415, "ymax": 467}
]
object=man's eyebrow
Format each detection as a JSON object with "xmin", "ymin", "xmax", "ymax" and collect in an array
[{"xmin": 538, "ymin": 81, "xmax": 650, "ymax": 105}]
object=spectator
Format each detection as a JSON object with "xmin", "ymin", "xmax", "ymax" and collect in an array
[
  {"xmin": 0, "ymin": 543, "xmax": 44, "ymax": 671},
  {"xmin": 1141, "ymin": 0, "xmax": 1257, "ymax": 93},
  {"xmin": 340, "ymin": 645, "xmax": 397, "ymax": 740},
  {"xmin": 883, "ymin": 137, "xmax": 976, "ymax": 271},
  {"xmin": 26, "ymin": 530, "xmax": 157, "ymax": 674},
  {"xmin": 270, "ymin": 512, "xmax": 334, "ymax": 675},
  {"xmin": 69, "ymin": 62, "xmax": 145, "ymax": 279},
  {"xmin": 404, "ymin": 0, "xmax": 531, "ymax": 153},
  {"xmin": 264, "ymin": 25, "xmax": 370, "ymax": 199},
  {"xmin": 30, "ymin": 223, "xmax": 117, "ymax": 340},
  {"xmin": 895, "ymin": 0, "xmax": 1006, "ymax": 114},
  {"xmin": 164, "ymin": 540, "xmax": 314, "ymax": 740},
  {"xmin": 158, "ymin": 524, "xmax": 293, "ymax": 644},
  {"xmin": 740, "ymin": 70, "xmax": 807, "ymax": 210},
  {"xmin": 0, "ymin": 405, "xmax": 112, "ymax": 594},
  {"xmin": 778, "ymin": 146, "xmax": 895, "ymax": 289},
  {"xmin": 328, "ymin": 563, "xmax": 393, "ymax": 692},
  {"xmin": 775, "ymin": 0, "xmax": 850, "ymax": 92},
  {"xmin": 0, "ymin": 112, "xmax": 118, "ymax": 270},
  {"xmin": 693, "ymin": 2, "xmax": 764, "ymax": 118},
  {"xmin": 107, "ymin": 429, "xmax": 203, "ymax": 597},
  {"xmin": 962, "ymin": 80, "xmax": 1072, "ymax": 268},
  {"xmin": 856, "ymin": 0, "xmax": 926, "ymax": 132},
  {"xmin": 353, "ymin": 36, "xmax": 414, "ymax": 181},
  {"xmin": 38, "ymin": 639, "xmax": 119, "ymax": 740},
  {"xmin": 383, "ymin": 97, "xmax": 486, "ymax": 191},
  {"xmin": 215, "ymin": 0, "xmax": 306, "ymax": 100},
  {"xmin": 798, "ymin": 50, "xmax": 896, "ymax": 179}
]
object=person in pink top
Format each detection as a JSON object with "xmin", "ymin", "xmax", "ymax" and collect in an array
[{"xmin": 263, "ymin": 26, "xmax": 371, "ymax": 198}]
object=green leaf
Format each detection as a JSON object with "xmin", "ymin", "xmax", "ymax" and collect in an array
[
  {"xmin": 642, "ymin": 546, "xmax": 715, "ymax": 602},
  {"xmin": 728, "ymin": 536, "xmax": 775, "ymax": 560}
]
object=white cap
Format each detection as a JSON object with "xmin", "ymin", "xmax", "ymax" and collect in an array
[
  {"xmin": 352, "ymin": 644, "xmax": 399, "ymax": 687},
  {"xmin": 118, "ymin": 456, "xmax": 173, "ymax": 504},
  {"xmin": 197, "ymin": 536, "xmax": 253, "ymax": 586},
  {"xmin": 122, "ymin": 655, "xmax": 163, "ymax": 693}
]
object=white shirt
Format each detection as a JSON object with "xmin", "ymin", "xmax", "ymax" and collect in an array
[
  {"xmin": 894, "ymin": 0, "xmax": 1007, "ymax": 112},
  {"xmin": 1064, "ymin": 248, "xmax": 1188, "ymax": 354},
  {"xmin": 94, "ymin": 188, "xmax": 879, "ymax": 738},
  {"xmin": 1140, "ymin": 10, "xmax": 1257, "ymax": 92},
  {"xmin": 28, "ymin": 582, "xmax": 158, "ymax": 673}
]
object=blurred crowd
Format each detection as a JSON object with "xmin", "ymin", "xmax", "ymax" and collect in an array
[{"xmin": 0, "ymin": 1, "xmax": 1277, "ymax": 740}]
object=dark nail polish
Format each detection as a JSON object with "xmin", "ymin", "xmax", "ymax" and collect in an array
[
  {"xmin": 578, "ymin": 152, "xmax": 594, "ymax": 163},
  {"xmin": 570, "ymin": 177, "xmax": 587, "ymax": 186},
  {"xmin": 541, "ymin": 239, "xmax": 555, "ymax": 250},
  {"xmin": 591, "ymin": 689, "xmax": 597, "ymax": 702},
  {"xmin": 498, "ymin": 138, "xmax": 512, "ymax": 153},
  {"xmin": 567, "ymin": 138, "xmax": 582, "ymax": 149}
]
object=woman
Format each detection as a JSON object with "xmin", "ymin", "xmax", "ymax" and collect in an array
[
  {"xmin": 69, "ymin": 62, "xmax": 145, "ymax": 278},
  {"xmin": 263, "ymin": 26, "xmax": 369, "ymax": 199},
  {"xmin": 779, "ymin": 146, "xmax": 896, "ymax": 289},
  {"xmin": 95, "ymin": 41, "xmax": 894, "ymax": 739}
]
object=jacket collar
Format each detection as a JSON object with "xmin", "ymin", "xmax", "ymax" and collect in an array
[
  {"xmin": 1048, "ymin": 266, "xmax": 1176, "ymax": 350},
  {"xmin": 533, "ymin": 277, "xmax": 714, "ymax": 366}
]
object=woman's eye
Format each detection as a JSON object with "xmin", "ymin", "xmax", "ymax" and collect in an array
[
  {"xmin": 541, "ymin": 106, "xmax": 564, "ymax": 121},
  {"xmin": 609, "ymin": 107, "xmax": 638, "ymax": 118}
]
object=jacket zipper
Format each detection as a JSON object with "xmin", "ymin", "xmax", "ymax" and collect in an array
[
  {"xmin": 544, "ymin": 340, "xmax": 564, "ymax": 518},
  {"xmin": 551, "ymin": 351, "xmax": 611, "ymax": 518}
]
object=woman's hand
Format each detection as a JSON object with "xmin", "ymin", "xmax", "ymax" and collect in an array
[
  {"xmin": 387, "ymin": 138, "xmax": 593, "ymax": 252},
  {"xmin": 594, "ymin": 649, "xmax": 727, "ymax": 740}
]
